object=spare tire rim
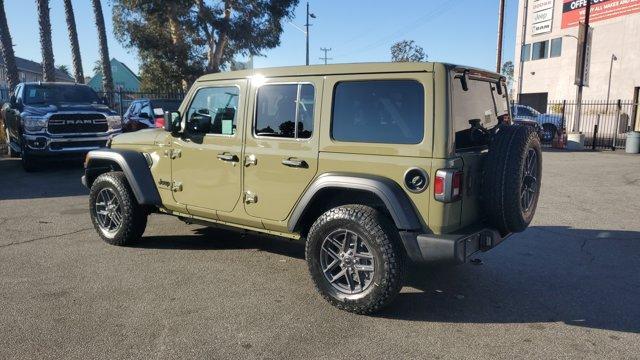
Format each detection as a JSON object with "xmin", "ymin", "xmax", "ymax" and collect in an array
[
  {"xmin": 95, "ymin": 188, "xmax": 123, "ymax": 234},
  {"xmin": 320, "ymin": 229, "xmax": 375, "ymax": 295},
  {"xmin": 521, "ymin": 149, "xmax": 539, "ymax": 212}
]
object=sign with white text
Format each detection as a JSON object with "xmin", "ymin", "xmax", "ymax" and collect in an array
[{"xmin": 562, "ymin": 0, "xmax": 640, "ymax": 28}]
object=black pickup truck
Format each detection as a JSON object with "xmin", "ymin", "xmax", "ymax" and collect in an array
[{"xmin": 2, "ymin": 82, "xmax": 122, "ymax": 171}]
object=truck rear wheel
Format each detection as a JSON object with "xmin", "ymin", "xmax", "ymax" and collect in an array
[
  {"xmin": 89, "ymin": 171, "xmax": 147, "ymax": 246},
  {"xmin": 484, "ymin": 125, "xmax": 542, "ymax": 234},
  {"xmin": 305, "ymin": 205, "xmax": 405, "ymax": 314}
]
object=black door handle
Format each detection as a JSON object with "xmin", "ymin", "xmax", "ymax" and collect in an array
[
  {"xmin": 282, "ymin": 158, "xmax": 307, "ymax": 168},
  {"xmin": 217, "ymin": 153, "xmax": 238, "ymax": 162}
]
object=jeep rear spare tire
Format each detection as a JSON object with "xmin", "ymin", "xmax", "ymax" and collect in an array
[{"xmin": 484, "ymin": 125, "xmax": 542, "ymax": 234}]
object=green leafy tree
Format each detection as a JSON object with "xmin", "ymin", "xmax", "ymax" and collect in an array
[
  {"xmin": 57, "ymin": 64, "xmax": 71, "ymax": 77},
  {"xmin": 390, "ymin": 40, "xmax": 426, "ymax": 62},
  {"xmin": 113, "ymin": 0, "xmax": 299, "ymax": 92},
  {"xmin": 501, "ymin": 60, "xmax": 514, "ymax": 92}
]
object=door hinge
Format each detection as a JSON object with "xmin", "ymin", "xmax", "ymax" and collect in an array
[
  {"xmin": 170, "ymin": 149, "xmax": 182, "ymax": 159},
  {"xmin": 171, "ymin": 181, "xmax": 183, "ymax": 192},
  {"xmin": 244, "ymin": 191, "xmax": 257, "ymax": 204}
]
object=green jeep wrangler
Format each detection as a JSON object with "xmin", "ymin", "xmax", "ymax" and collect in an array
[{"xmin": 82, "ymin": 62, "xmax": 541, "ymax": 314}]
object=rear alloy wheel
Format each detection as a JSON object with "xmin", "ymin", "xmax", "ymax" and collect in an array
[
  {"xmin": 306, "ymin": 205, "xmax": 405, "ymax": 314},
  {"xmin": 541, "ymin": 124, "xmax": 557, "ymax": 144},
  {"xmin": 5, "ymin": 129, "xmax": 16, "ymax": 158},
  {"xmin": 89, "ymin": 171, "xmax": 147, "ymax": 246}
]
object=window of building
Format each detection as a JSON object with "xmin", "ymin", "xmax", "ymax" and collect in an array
[
  {"xmin": 531, "ymin": 40, "xmax": 549, "ymax": 60},
  {"xmin": 331, "ymin": 80, "xmax": 424, "ymax": 144},
  {"xmin": 186, "ymin": 86, "xmax": 240, "ymax": 135},
  {"xmin": 255, "ymin": 83, "xmax": 315, "ymax": 139},
  {"xmin": 550, "ymin": 38, "xmax": 562, "ymax": 58},
  {"xmin": 522, "ymin": 44, "xmax": 531, "ymax": 62}
]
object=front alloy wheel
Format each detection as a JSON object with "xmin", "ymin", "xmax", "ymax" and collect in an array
[{"xmin": 94, "ymin": 188, "xmax": 124, "ymax": 235}]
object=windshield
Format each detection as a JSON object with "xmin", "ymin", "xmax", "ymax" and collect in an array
[{"xmin": 23, "ymin": 84, "xmax": 100, "ymax": 105}]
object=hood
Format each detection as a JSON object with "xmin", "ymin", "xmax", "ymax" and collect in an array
[
  {"xmin": 111, "ymin": 128, "xmax": 165, "ymax": 146},
  {"xmin": 22, "ymin": 103, "xmax": 116, "ymax": 116}
]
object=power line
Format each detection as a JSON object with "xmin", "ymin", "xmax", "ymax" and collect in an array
[{"xmin": 319, "ymin": 47, "xmax": 333, "ymax": 65}]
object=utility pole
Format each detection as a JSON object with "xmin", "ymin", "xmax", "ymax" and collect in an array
[
  {"xmin": 496, "ymin": 0, "xmax": 506, "ymax": 73},
  {"xmin": 319, "ymin": 47, "xmax": 332, "ymax": 65},
  {"xmin": 571, "ymin": 0, "xmax": 592, "ymax": 136},
  {"xmin": 305, "ymin": 2, "xmax": 316, "ymax": 66}
]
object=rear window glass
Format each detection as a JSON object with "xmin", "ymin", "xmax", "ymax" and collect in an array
[
  {"xmin": 451, "ymin": 75, "xmax": 509, "ymax": 150},
  {"xmin": 331, "ymin": 80, "xmax": 424, "ymax": 144},
  {"xmin": 255, "ymin": 83, "xmax": 315, "ymax": 139}
]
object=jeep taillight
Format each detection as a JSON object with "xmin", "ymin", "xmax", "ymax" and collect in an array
[{"xmin": 434, "ymin": 169, "xmax": 463, "ymax": 203}]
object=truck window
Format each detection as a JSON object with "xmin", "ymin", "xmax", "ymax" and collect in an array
[
  {"xmin": 255, "ymin": 83, "xmax": 315, "ymax": 139},
  {"xmin": 331, "ymin": 80, "xmax": 424, "ymax": 144},
  {"xmin": 23, "ymin": 84, "xmax": 99, "ymax": 105},
  {"xmin": 186, "ymin": 86, "xmax": 239, "ymax": 136},
  {"xmin": 451, "ymin": 75, "xmax": 502, "ymax": 150}
]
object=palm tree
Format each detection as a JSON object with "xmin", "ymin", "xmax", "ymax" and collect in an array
[
  {"xmin": 36, "ymin": 0, "xmax": 56, "ymax": 82},
  {"xmin": 63, "ymin": 0, "xmax": 84, "ymax": 83},
  {"xmin": 0, "ymin": 0, "xmax": 19, "ymax": 93},
  {"xmin": 91, "ymin": 0, "xmax": 113, "ymax": 94}
]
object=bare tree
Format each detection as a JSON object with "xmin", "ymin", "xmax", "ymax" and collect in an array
[
  {"xmin": 390, "ymin": 40, "xmax": 426, "ymax": 62},
  {"xmin": 36, "ymin": 0, "xmax": 56, "ymax": 82},
  {"xmin": 91, "ymin": 0, "xmax": 113, "ymax": 93},
  {"xmin": 64, "ymin": 0, "xmax": 84, "ymax": 83},
  {"xmin": 0, "ymin": 0, "xmax": 19, "ymax": 92}
]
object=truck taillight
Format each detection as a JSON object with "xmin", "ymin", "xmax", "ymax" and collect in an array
[{"xmin": 434, "ymin": 169, "xmax": 463, "ymax": 203}]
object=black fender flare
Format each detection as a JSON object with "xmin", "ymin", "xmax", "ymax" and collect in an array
[
  {"xmin": 288, "ymin": 173, "xmax": 423, "ymax": 232},
  {"xmin": 82, "ymin": 149, "xmax": 162, "ymax": 205}
]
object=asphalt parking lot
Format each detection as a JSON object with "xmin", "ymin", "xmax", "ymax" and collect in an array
[{"xmin": 0, "ymin": 151, "xmax": 639, "ymax": 359}]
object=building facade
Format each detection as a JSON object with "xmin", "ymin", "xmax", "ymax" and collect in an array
[
  {"xmin": 87, "ymin": 58, "xmax": 141, "ymax": 92},
  {"xmin": 0, "ymin": 56, "xmax": 74, "ymax": 90},
  {"xmin": 514, "ymin": 0, "xmax": 640, "ymax": 109}
]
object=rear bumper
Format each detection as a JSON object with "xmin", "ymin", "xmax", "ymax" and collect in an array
[{"xmin": 401, "ymin": 227, "xmax": 511, "ymax": 264}]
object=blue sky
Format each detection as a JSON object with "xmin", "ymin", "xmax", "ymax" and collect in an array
[{"xmin": 4, "ymin": 0, "xmax": 518, "ymax": 75}]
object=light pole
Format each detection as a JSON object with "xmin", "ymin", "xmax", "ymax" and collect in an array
[
  {"xmin": 496, "ymin": 0, "xmax": 506, "ymax": 73},
  {"xmin": 305, "ymin": 2, "xmax": 316, "ymax": 66},
  {"xmin": 606, "ymin": 54, "xmax": 618, "ymax": 107}
]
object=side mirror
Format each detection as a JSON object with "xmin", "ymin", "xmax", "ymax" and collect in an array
[
  {"xmin": 164, "ymin": 111, "xmax": 182, "ymax": 133},
  {"xmin": 9, "ymin": 95, "xmax": 16, "ymax": 107}
]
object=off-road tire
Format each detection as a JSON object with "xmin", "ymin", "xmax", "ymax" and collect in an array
[
  {"xmin": 21, "ymin": 149, "xmax": 38, "ymax": 172},
  {"xmin": 484, "ymin": 125, "xmax": 542, "ymax": 234},
  {"xmin": 89, "ymin": 171, "xmax": 147, "ymax": 246},
  {"xmin": 305, "ymin": 205, "xmax": 405, "ymax": 314}
]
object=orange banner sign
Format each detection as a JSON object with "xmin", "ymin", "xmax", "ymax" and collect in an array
[{"xmin": 562, "ymin": 0, "xmax": 640, "ymax": 28}]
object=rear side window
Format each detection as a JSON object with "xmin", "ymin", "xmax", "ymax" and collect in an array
[
  {"xmin": 331, "ymin": 80, "xmax": 424, "ymax": 144},
  {"xmin": 255, "ymin": 83, "xmax": 315, "ymax": 139}
]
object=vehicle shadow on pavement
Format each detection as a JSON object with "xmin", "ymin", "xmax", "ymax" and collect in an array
[
  {"xmin": 379, "ymin": 226, "xmax": 640, "ymax": 334},
  {"xmin": 135, "ymin": 226, "xmax": 306, "ymax": 260},
  {"xmin": 0, "ymin": 157, "xmax": 87, "ymax": 200}
]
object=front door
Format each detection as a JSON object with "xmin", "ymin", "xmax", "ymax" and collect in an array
[
  {"xmin": 170, "ymin": 81, "xmax": 247, "ymax": 218},
  {"xmin": 242, "ymin": 78, "xmax": 322, "ymax": 221}
]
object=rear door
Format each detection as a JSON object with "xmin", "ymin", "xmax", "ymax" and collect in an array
[{"xmin": 242, "ymin": 78, "xmax": 322, "ymax": 221}]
